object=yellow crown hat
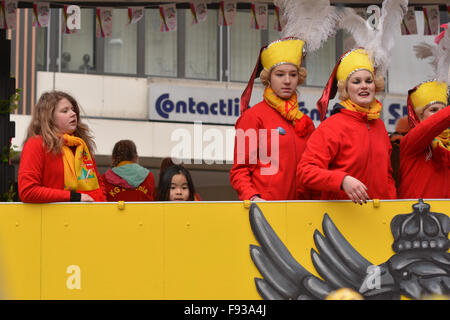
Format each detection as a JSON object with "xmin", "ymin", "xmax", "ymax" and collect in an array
[
  {"xmin": 261, "ymin": 37, "xmax": 305, "ymax": 71},
  {"xmin": 409, "ymin": 81, "xmax": 448, "ymax": 110},
  {"xmin": 317, "ymin": 48, "xmax": 375, "ymax": 121},
  {"xmin": 241, "ymin": 37, "xmax": 305, "ymax": 113},
  {"xmin": 336, "ymin": 48, "xmax": 375, "ymax": 82},
  {"xmin": 407, "ymin": 80, "xmax": 448, "ymax": 126}
]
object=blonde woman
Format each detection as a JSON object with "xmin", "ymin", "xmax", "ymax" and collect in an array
[
  {"xmin": 300, "ymin": 49, "xmax": 397, "ymax": 204},
  {"xmin": 18, "ymin": 91, "xmax": 105, "ymax": 202}
]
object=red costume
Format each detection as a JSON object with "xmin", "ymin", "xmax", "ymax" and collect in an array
[
  {"xmin": 398, "ymin": 106, "xmax": 450, "ymax": 199},
  {"xmin": 299, "ymin": 105, "xmax": 397, "ymax": 200},
  {"xmin": 18, "ymin": 136, "xmax": 105, "ymax": 203},
  {"xmin": 230, "ymin": 101, "xmax": 314, "ymax": 200},
  {"xmin": 100, "ymin": 168, "xmax": 155, "ymax": 202}
]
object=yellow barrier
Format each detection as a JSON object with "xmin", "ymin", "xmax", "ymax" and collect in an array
[{"xmin": 0, "ymin": 200, "xmax": 448, "ymax": 300}]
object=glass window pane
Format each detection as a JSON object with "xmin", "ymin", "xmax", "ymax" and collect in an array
[
  {"xmin": 268, "ymin": 11, "xmax": 281, "ymax": 43},
  {"xmin": 36, "ymin": 27, "xmax": 47, "ymax": 71},
  {"xmin": 184, "ymin": 9, "xmax": 218, "ymax": 80},
  {"xmin": 230, "ymin": 10, "xmax": 261, "ymax": 82},
  {"xmin": 304, "ymin": 37, "xmax": 335, "ymax": 87},
  {"xmin": 61, "ymin": 8, "xmax": 94, "ymax": 72},
  {"xmin": 104, "ymin": 9, "xmax": 137, "ymax": 74},
  {"xmin": 145, "ymin": 8, "xmax": 177, "ymax": 77}
]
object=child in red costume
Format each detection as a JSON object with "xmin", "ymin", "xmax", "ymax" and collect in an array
[
  {"xmin": 398, "ymin": 81, "xmax": 449, "ymax": 199},
  {"xmin": 18, "ymin": 91, "xmax": 105, "ymax": 203},
  {"xmin": 100, "ymin": 140, "xmax": 155, "ymax": 201},
  {"xmin": 230, "ymin": 38, "xmax": 315, "ymax": 201}
]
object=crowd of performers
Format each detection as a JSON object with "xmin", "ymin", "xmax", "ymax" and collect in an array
[{"xmin": 16, "ymin": 2, "xmax": 449, "ymax": 204}]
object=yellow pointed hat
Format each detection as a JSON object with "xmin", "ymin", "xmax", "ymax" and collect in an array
[
  {"xmin": 409, "ymin": 81, "xmax": 447, "ymax": 110},
  {"xmin": 241, "ymin": 37, "xmax": 305, "ymax": 113},
  {"xmin": 336, "ymin": 48, "xmax": 374, "ymax": 82},
  {"xmin": 407, "ymin": 80, "xmax": 448, "ymax": 126},
  {"xmin": 261, "ymin": 37, "xmax": 305, "ymax": 71}
]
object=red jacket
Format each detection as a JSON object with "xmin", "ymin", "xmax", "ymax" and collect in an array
[
  {"xmin": 100, "ymin": 169, "xmax": 155, "ymax": 201},
  {"xmin": 18, "ymin": 136, "xmax": 106, "ymax": 203},
  {"xmin": 230, "ymin": 100, "xmax": 314, "ymax": 200},
  {"xmin": 299, "ymin": 105, "xmax": 397, "ymax": 200},
  {"xmin": 398, "ymin": 106, "xmax": 450, "ymax": 199}
]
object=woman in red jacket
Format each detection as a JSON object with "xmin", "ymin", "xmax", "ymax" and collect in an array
[
  {"xmin": 299, "ymin": 49, "xmax": 396, "ymax": 204},
  {"xmin": 229, "ymin": 37, "xmax": 315, "ymax": 201},
  {"xmin": 100, "ymin": 140, "xmax": 155, "ymax": 201},
  {"xmin": 398, "ymin": 81, "xmax": 449, "ymax": 199},
  {"xmin": 18, "ymin": 91, "xmax": 105, "ymax": 203}
]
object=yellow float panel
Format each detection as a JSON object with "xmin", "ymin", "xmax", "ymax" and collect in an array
[{"xmin": 0, "ymin": 200, "xmax": 448, "ymax": 300}]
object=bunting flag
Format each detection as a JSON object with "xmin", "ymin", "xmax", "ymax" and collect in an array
[
  {"xmin": 422, "ymin": 5, "xmax": 440, "ymax": 35},
  {"xmin": 63, "ymin": 5, "xmax": 81, "ymax": 34},
  {"xmin": 273, "ymin": 5, "xmax": 281, "ymax": 32},
  {"xmin": 250, "ymin": 3, "xmax": 268, "ymax": 30},
  {"xmin": 0, "ymin": 0, "xmax": 17, "ymax": 30},
  {"xmin": 159, "ymin": 3, "xmax": 177, "ymax": 32},
  {"xmin": 128, "ymin": 7, "xmax": 144, "ymax": 24},
  {"xmin": 189, "ymin": 1, "xmax": 207, "ymax": 25},
  {"xmin": 401, "ymin": 6, "xmax": 417, "ymax": 35},
  {"xmin": 33, "ymin": 2, "xmax": 50, "ymax": 27},
  {"xmin": 218, "ymin": 1, "xmax": 236, "ymax": 26},
  {"xmin": 96, "ymin": 7, "xmax": 113, "ymax": 38}
]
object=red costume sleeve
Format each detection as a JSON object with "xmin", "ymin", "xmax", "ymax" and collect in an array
[
  {"xmin": 18, "ymin": 137, "xmax": 71, "ymax": 203},
  {"xmin": 401, "ymin": 107, "xmax": 450, "ymax": 157},
  {"xmin": 299, "ymin": 125, "xmax": 348, "ymax": 193},
  {"xmin": 229, "ymin": 113, "xmax": 261, "ymax": 200}
]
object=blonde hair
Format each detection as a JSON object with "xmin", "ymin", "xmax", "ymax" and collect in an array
[
  {"xmin": 337, "ymin": 74, "xmax": 385, "ymax": 100},
  {"xmin": 25, "ymin": 90, "xmax": 95, "ymax": 154},
  {"xmin": 259, "ymin": 66, "xmax": 307, "ymax": 88}
]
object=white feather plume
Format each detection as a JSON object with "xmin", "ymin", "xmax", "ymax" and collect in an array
[
  {"xmin": 339, "ymin": 0, "xmax": 408, "ymax": 77},
  {"xmin": 273, "ymin": 0, "xmax": 346, "ymax": 53},
  {"xmin": 414, "ymin": 26, "xmax": 450, "ymax": 84}
]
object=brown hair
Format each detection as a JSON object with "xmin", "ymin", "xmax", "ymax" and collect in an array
[
  {"xmin": 25, "ymin": 90, "xmax": 95, "ymax": 154},
  {"xmin": 259, "ymin": 65, "xmax": 307, "ymax": 88},
  {"xmin": 337, "ymin": 74, "xmax": 385, "ymax": 100},
  {"xmin": 112, "ymin": 140, "xmax": 138, "ymax": 167}
]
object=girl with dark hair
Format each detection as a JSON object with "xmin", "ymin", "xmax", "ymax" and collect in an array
[
  {"xmin": 18, "ymin": 90, "xmax": 105, "ymax": 202},
  {"xmin": 100, "ymin": 140, "xmax": 155, "ymax": 201},
  {"xmin": 157, "ymin": 165, "xmax": 196, "ymax": 201}
]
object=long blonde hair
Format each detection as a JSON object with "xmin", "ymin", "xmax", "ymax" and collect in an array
[{"xmin": 25, "ymin": 91, "xmax": 96, "ymax": 154}]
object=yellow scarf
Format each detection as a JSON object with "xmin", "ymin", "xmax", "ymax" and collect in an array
[
  {"xmin": 340, "ymin": 98, "xmax": 382, "ymax": 120},
  {"xmin": 263, "ymin": 87, "xmax": 304, "ymax": 126},
  {"xmin": 62, "ymin": 134, "xmax": 100, "ymax": 191},
  {"xmin": 432, "ymin": 128, "xmax": 450, "ymax": 151}
]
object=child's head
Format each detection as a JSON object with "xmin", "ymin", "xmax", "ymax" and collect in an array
[
  {"xmin": 157, "ymin": 165, "xmax": 196, "ymax": 201},
  {"xmin": 112, "ymin": 140, "xmax": 138, "ymax": 167},
  {"xmin": 26, "ymin": 90, "xmax": 94, "ymax": 153}
]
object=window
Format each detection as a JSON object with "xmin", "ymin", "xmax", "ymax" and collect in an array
[
  {"xmin": 184, "ymin": 9, "xmax": 218, "ymax": 80},
  {"xmin": 61, "ymin": 8, "xmax": 95, "ymax": 73},
  {"xmin": 304, "ymin": 38, "xmax": 336, "ymax": 87},
  {"xmin": 35, "ymin": 27, "xmax": 47, "ymax": 71},
  {"xmin": 230, "ymin": 10, "xmax": 261, "ymax": 82},
  {"xmin": 104, "ymin": 9, "xmax": 137, "ymax": 74},
  {"xmin": 145, "ymin": 8, "xmax": 177, "ymax": 77}
]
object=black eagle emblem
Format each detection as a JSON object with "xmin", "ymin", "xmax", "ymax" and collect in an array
[{"xmin": 249, "ymin": 200, "xmax": 450, "ymax": 300}]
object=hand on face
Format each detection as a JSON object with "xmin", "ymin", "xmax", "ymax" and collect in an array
[
  {"xmin": 346, "ymin": 70, "xmax": 376, "ymax": 108},
  {"xmin": 270, "ymin": 64, "xmax": 299, "ymax": 100},
  {"xmin": 53, "ymin": 98, "xmax": 77, "ymax": 134}
]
